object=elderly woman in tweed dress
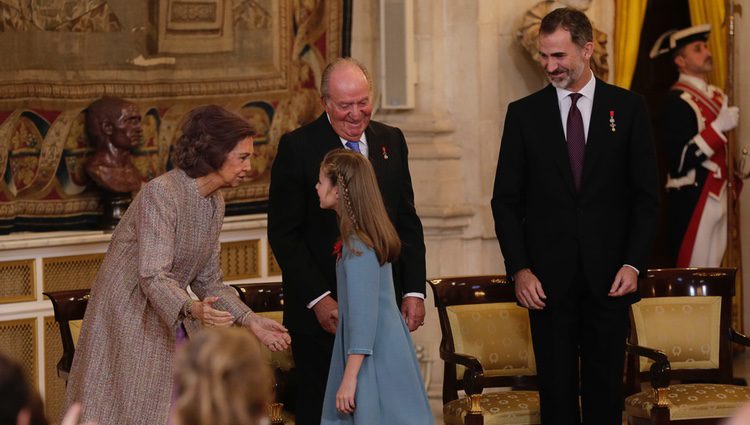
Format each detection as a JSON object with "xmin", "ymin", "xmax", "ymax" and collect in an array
[{"xmin": 63, "ymin": 105, "xmax": 291, "ymax": 425}]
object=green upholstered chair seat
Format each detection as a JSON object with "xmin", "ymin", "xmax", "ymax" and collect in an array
[
  {"xmin": 443, "ymin": 391, "xmax": 540, "ymax": 425},
  {"xmin": 625, "ymin": 383, "xmax": 750, "ymax": 420}
]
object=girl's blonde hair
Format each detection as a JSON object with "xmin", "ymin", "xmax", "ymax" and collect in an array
[
  {"xmin": 321, "ymin": 149, "xmax": 401, "ymax": 264},
  {"xmin": 174, "ymin": 327, "xmax": 273, "ymax": 425}
]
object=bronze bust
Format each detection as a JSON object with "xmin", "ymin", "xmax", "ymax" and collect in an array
[{"xmin": 85, "ymin": 97, "xmax": 143, "ymax": 194}]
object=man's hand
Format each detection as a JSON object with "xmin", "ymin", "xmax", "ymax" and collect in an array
[
  {"xmin": 609, "ymin": 266, "xmax": 638, "ymax": 297},
  {"xmin": 401, "ymin": 296, "xmax": 426, "ymax": 332},
  {"xmin": 712, "ymin": 97, "xmax": 740, "ymax": 133},
  {"xmin": 514, "ymin": 268, "xmax": 546, "ymax": 310},
  {"xmin": 312, "ymin": 295, "xmax": 339, "ymax": 334}
]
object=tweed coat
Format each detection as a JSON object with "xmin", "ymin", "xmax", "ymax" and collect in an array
[{"xmin": 63, "ymin": 169, "xmax": 250, "ymax": 425}]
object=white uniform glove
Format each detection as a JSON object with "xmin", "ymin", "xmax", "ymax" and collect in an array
[{"xmin": 712, "ymin": 97, "xmax": 740, "ymax": 133}]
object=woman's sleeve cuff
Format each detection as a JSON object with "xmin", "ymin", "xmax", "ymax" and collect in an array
[{"xmin": 347, "ymin": 348, "xmax": 373, "ymax": 356}]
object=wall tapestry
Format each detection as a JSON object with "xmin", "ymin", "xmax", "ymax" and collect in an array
[{"xmin": 0, "ymin": 0, "xmax": 348, "ymax": 233}]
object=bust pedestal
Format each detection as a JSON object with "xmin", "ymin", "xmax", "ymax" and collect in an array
[{"xmin": 101, "ymin": 191, "xmax": 132, "ymax": 231}]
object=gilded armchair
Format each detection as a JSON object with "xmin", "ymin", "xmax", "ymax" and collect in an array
[
  {"xmin": 44, "ymin": 289, "xmax": 91, "ymax": 382},
  {"xmin": 624, "ymin": 268, "xmax": 750, "ymax": 424},
  {"xmin": 429, "ymin": 275, "xmax": 540, "ymax": 425}
]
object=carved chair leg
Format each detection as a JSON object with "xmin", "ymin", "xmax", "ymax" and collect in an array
[
  {"xmin": 266, "ymin": 402, "xmax": 284, "ymax": 424},
  {"xmin": 651, "ymin": 406, "xmax": 670, "ymax": 425},
  {"xmin": 464, "ymin": 394, "xmax": 483, "ymax": 425},
  {"xmin": 464, "ymin": 412, "xmax": 484, "ymax": 425}
]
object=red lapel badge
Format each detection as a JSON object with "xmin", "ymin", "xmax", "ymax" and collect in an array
[
  {"xmin": 609, "ymin": 110, "xmax": 616, "ymax": 133},
  {"xmin": 381, "ymin": 146, "xmax": 389, "ymax": 160},
  {"xmin": 332, "ymin": 240, "xmax": 343, "ymax": 261}
]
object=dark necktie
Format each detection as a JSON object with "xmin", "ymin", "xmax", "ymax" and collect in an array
[
  {"xmin": 345, "ymin": 140, "xmax": 361, "ymax": 154},
  {"xmin": 567, "ymin": 93, "xmax": 585, "ymax": 191}
]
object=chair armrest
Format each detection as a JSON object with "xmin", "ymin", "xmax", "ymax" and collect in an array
[
  {"xmin": 730, "ymin": 328, "xmax": 750, "ymax": 347},
  {"xmin": 626, "ymin": 342, "xmax": 671, "ymax": 389},
  {"xmin": 439, "ymin": 345, "xmax": 485, "ymax": 395}
]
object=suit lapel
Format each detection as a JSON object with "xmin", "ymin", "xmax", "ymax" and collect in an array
[
  {"xmin": 363, "ymin": 124, "xmax": 401, "ymax": 219},
  {"xmin": 581, "ymin": 79, "xmax": 609, "ymax": 189},
  {"xmin": 543, "ymin": 85, "xmax": 577, "ymax": 196},
  {"xmin": 312, "ymin": 113, "xmax": 346, "ymax": 157},
  {"xmin": 365, "ymin": 125, "xmax": 384, "ymax": 174}
]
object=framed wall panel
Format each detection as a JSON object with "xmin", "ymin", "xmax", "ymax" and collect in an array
[
  {"xmin": 267, "ymin": 242, "xmax": 282, "ymax": 276},
  {"xmin": 0, "ymin": 258, "xmax": 35, "ymax": 304},
  {"xmin": 43, "ymin": 253, "xmax": 105, "ymax": 293},
  {"xmin": 220, "ymin": 239, "xmax": 260, "ymax": 280},
  {"xmin": 44, "ymin": 317, "xmax": 65, "ymax": 422},
  {"xmin": 0, "ymin": 318, "xmax": 37, "ymax": 387}
]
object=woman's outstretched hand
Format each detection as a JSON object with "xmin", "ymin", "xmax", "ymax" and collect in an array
[{"xmin": 243, "ymin": 312, "xmax": 291, "ymax": 352}]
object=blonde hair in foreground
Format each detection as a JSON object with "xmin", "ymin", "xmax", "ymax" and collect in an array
[
  {"xmin": 321, "ymin": 149, "xmax": 401, "ymax": 264},
  {"xmin": 174, "ymin": 327, "xmax": 273, "ymax": 425}
]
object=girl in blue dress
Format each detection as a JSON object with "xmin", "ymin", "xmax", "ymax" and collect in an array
[{"xmin": 316, "ymin": 149, "xmax": 433, "ymax": 425}]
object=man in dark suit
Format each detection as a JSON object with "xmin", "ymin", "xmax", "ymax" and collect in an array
[
  {"xmin": 268, "ymin": 57, "xmax": 426, "ymax": 424},
  {"xmin": 491, "ymin": 8, "xmax": 659, "ymax": 425}
]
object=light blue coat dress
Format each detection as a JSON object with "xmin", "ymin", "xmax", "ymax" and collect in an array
[{"xmin": 320, "ymin": 238, "xmax": 433, "ymax": 425}]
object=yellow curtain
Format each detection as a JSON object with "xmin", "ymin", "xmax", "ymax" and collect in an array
[
  {"xmin": 688, "ymin": 0, "xmax": 726, "ymax": 90},
  {"xmin": 613, "ymin": 0, "xmax": 648, "ymax": 89}
]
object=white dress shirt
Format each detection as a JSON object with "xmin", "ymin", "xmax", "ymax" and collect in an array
[
  {"xmin": 338, "ymin": 134, "xmax": 369, "ymax": 157},
  {"xmin": 555, "ymin": 68, "xmax": 596, "ymax": 143}
]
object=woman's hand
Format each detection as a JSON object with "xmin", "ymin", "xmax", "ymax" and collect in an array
[
  {"xmin": 193, "ymin": 296, "xmax": 234, "ymax": 327},
  {"xmin": 336, "ymin": 376, "xmax": 357, "ymax": 414},
  {"xmin": 243, "ymin": 312, "xmax": 291, "ymax": 351}
]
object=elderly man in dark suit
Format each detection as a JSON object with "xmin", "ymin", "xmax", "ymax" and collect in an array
[
  {"xmin": 268, "ymin": 57, "xmax": 426, "ymax": 424},
  {"xmin": 491, "ymin": 8, "xmax": 659, "ymax": 425}
]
